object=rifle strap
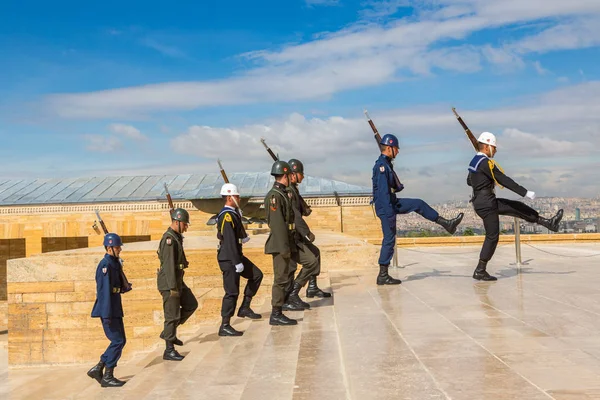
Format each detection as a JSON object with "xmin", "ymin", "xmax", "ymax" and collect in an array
[{"xmin": 488, "ymin": 160, "xmax": 505, "ymax": 189}]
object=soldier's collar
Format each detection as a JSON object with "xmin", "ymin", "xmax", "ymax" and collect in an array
[
  {"xmin": 167, "ymin": 227, "xmax": 183, "ymax": 239},
  {"xmin": 104, "ymin": 253, "xmax": 119, "ymax": 262},
  {"xmin": 273, "ymin": 182, "xmax": 287, "ymax": 190}
]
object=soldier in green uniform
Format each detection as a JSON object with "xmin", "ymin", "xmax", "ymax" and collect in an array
[
  {"xmin": 264, "ymin": 160, "xmax": 298, "ymax": 326},
  {"xmin": 157, "ymin": 208, "xmax": 198, "ymax": 361},
  {"xmin": 284, "ymin": 158, "xmax": 331, "ymax": 311}
]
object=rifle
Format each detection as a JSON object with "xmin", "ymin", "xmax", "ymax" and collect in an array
[
  {"xmin": 163, "ymin": 183, "xmax": 174, "ymax": 213},
  {"xmin": 94, "ymin": 210, "xmax": 132, "ymax": 293},
  {"xmin": 217, "ymin": 159, "xmax": 229, "ymax": 183},
  {"xmin": 364, "ymin": 110, "xmax": 384, "ymax": 152},
  {"xmin": 452, "ymin": 107, "xmax": 479, "ymax": 152},
  {"xmin": 260, "ymin": 137, "xmax": 278, "ymax": 161},
  {"xmin": 363, "ymin": 109, "xmax": 403, "ymax": 189}
]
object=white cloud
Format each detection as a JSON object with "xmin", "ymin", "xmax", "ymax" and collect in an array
[
  {"xmin": 108, "ymin": 123, "xmax": 147, "ymax": 141},
  {"xmin": 166, "ymin": 81, "xmax": 600, "ymax": 201},
  {"xmin": 140, "ymin": 38, "xmax": 186, "ymax": 58},
  {"xmin": 501, "ymin": 128, "xmax": 593, "ymax": 156},
  {"xmin": 82, "ymin": 134, "xmax": 122, "ymax": 153},
  {"xmin": 532, "ymin": 60, "xmax": 549, "ymax": 75},
  {"xmin": 45, "ymin": 0, "xmax": 600, "ymax": 119}
]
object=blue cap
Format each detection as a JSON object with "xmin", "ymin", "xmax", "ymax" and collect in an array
[
  {"xmin": 103, "ymin": 233, "xmax": 123, "ymax": 247},
  {"xmin": 380, "ymin": 134, "xmax": 399, "ymax": 147}
]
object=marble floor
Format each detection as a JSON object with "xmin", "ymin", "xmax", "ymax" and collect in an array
[{"xmin": 6, "ymin": 243, "xmax": 600, "ymax": 399}]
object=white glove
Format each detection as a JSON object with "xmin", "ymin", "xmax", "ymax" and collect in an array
[
  {"xmin": 525, "ymin": 191, "xmax": 536, "ymax": 200},
  {"xmin": 242, "ymin": 236, "xmax": 250, "ymax": 244},
  {"xmin": 235, "ymin": 263, "xmax": 244, "ymax": 273}
]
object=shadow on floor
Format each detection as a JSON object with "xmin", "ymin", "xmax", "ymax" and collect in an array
[
  {"xmin": 403, "ymin": 269, "xmax": 472, "ymax": 282},
  {"xmin": 495, "ymin": 265, "xmax": 576, "ymax": 279}
]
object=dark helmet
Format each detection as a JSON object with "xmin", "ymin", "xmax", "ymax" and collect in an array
[
  {"xmin": 288, "ymin": 159, "xmax": 304, "ymax": 174},
  {"xmin": 103, "ymin": 233, "xmax": 123, "ymax": 247},
  {"xmin": 171, "ymin": 208, "xmax": 191, "ymax": 225},
  {"xmin": 380, "ymin": 134, "xmax": 399, "ymax": 148},
  {"xmin": 271, "ymin": 160, "xmax": 291, "ymax": 176}
]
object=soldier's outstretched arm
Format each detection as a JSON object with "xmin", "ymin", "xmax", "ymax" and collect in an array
[{"xmin": 483, "ymin": 163, "xmax": 527, "ymax": 196}]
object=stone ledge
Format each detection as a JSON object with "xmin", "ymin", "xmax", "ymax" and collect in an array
[{"xmin": 364, "ymin": 233, "xmax": 600, "ymax": 247}]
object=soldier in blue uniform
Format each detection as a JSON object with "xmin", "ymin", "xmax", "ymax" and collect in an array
[
  {"xmin": 87, "ymin": 233, "xmax": 131, "ymax": 387},
  {"xmin": 216, "ymin": 183, "xmax": 263, "ymax": 337},
  {"xmin": 467, "ymin": 132, "xmax": 564, "ymax": 281},
  {"xmin": 373, "ymin": 134, "xmax": 464, "ymax": 285}
]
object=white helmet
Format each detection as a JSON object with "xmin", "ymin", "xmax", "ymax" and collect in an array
[
  {"xmin": 220, "ymin": 183, "xmax": 240, "ymax": 196},
  {"xmin": 477, "ymin": 132, "xmax": 497, "ymax": 147}
]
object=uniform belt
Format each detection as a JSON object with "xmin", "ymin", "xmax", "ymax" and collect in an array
[
  {"xmin": 112, "ymin": 287, "xmax": 121, "ymax": 293},
  {"xmin": 474, "ymin": 188, "xmax": 495, "ymax": 196}
]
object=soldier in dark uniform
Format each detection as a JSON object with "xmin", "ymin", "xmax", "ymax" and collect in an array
[
  {"xmin": 216, "ymin": 183, "xmax": 264, "ymax": 337},
  {"xmin": 157, "ymin": 208, "xmax": 198, "ymax": 361},
  {"xmin": 467, "ymin": 132, "xmax": 564, "ymax": 281},
  {"xmin": 87, "ymin": 233, "xmax": 131, "ymax": 387},
  {"xmin": 373, "ymin": 134, "xmax": 464, "ymax": 285},
  {"xmin": 264, "ymin": 160, "xmax": 298, "ymax": 326},
  {"xmin": 285, "ymin": 158, "xmax": 331, "ymax": 310}
]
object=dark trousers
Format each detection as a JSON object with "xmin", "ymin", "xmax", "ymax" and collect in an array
[
  {"xmin": 100, "ymin": 317, "xmax": 126, "ymax": 368},
  {"xmin": 474, "ymin": 197, "xmax": 539, "ymax": 262},
  {"xmin": 271, "ymin": 253, "xmax": 293, "ymax": 307},
  {"xmin": 396, "ymin": 198, "xmax": 439, "ymax": 221},
  {"xmin": 219, "ymin": 256, "xmax": 264, "ymax": 318},
  {"xmin": 160, "ymin": 284, "xmax": 198, "ymax": 342},
  {"xmin": 288, "ymin": 241, "xmax": 321, "ymax": 290},
  {"xmin": 377, "ymin": 198, "xmax": 440, "ymax": 265}
]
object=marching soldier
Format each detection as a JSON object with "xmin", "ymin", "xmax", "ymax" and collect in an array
[
  {"xmin": 87, "ymin": 233, "xmax": 131, "ymax": 387},
  {"xmin": 373, "ymin": 134, "xmax": 464, "ymax": 285},
  {"xmin": 264, "ymin": 160, "xmax": 298, "ymax": 326},
  {"xmin": 157, "ymin": 208, "xmax": 198, "ymax": 361},
  {"xmin": 467, "ymin": 132, "xmax": 563, "ymax": 281},
  {"xmin": 216, "ymin": 183, "xmax": 264, "ymax": 336},
  {"xmin": 285, "ymin": 158, "xmax": 331, "ymax": 310}
]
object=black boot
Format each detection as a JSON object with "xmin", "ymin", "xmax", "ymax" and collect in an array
[
  {"xmin": 376, "ymin": 264, "xmax": 402, "ymax": 285},
  {"xmin": 100, "ymin": 367, "xmax": 126, "ymax": 387},
  {"xmin": 472, "ymin": 260, "xmax": 497, "ymax": 281},
  {"xmin": 282, "ymin": 301, "xmax": 306, "ymax": 311},
  {"xmin": 269, "ymin": 306, "xmax": 298, "ymax": 326},
  {"xmin": 537, "ymin": 209, "xmax": 563, "ymax": 232},
  {"xmin": 436, "ymin": 213, "xmax": 464, "ymax": 234},
  {"xmin": 163, "ymin": 342, "xmax": 185, "ymax": 361},
  {"xmin": 218, "ymin": 316, "xmax": 244, "ymax": 336},
  {"xmin": 237, "ymin": 296, "xmax": 262, "ymax": 319},
  {"xmin": 160, "ymin": 331, "xmax": 183, "ymax": 346},
  {"xmin": 288, "ymin": 281, "xmax": 311, "ymax": 309},
  {"xmin": 87, "ymin": 360, "xmax": 105, "ymax": 385},
  {"xmin": 306, "ymin": 276, "xmax": 332, "ymax": 298}
]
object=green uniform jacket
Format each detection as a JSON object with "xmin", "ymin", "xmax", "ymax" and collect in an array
[
  {"xmin": 264, "ymin": 182, "xmax": 297, "ymax": 255},
  {"xmin": 157, "ymin": 227, "xmax": 188, "ymax": 291},
  {"xmin": 289, "ymin": 183, "xmax": 312, "ymax": 242}
]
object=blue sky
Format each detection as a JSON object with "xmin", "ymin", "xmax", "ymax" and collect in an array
[{"xmin": 1, "ymin": 0, "xmax": 600, "ymax": 202}]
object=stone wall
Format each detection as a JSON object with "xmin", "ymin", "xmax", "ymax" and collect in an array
[
  {"xmin": 0, "ymin": 198, "xmax": 378, "ymax": 258},
  {"xmin": 6, "ymin": 233, "xmax": 378, "ymax": 366}
]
